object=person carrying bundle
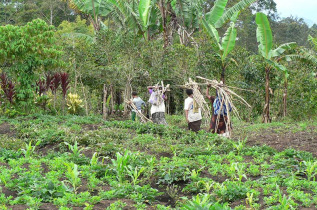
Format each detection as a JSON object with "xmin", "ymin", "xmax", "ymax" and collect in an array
[
  {"xmin": 206, "ymin": 84, "xmax": 232, "ymax": 135},
  {"xmin": 184, "ymin": 89, "xmax": 202, "ymax": 132},
  {"xmin": 148, "ymin": 86, "xmax": 167, "ymax": 125},
  {"xmin": 130, "ymin": 91, "xmax": 146, "ymax": 121}
]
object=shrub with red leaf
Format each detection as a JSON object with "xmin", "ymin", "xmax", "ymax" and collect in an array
[
  {"xmin": 36, "ymin": 79, "xmax": 46, "ymax": 96},
  {"xmin": 50, "ymin": 73, "xmax": 61, "ymax": 94},
  {"xmin": 60, "ymin": 72, "xmax": 70, "ymax": 99},
  {"xmin": 0, "ymin": 73, "xmax": 15, "ymax": 104},
  {"xmin": 45, "ymin": 73, "xmax": 53, "ymax": 91},
  {"xmin": 6, "ymin": 81, "xmax": 15, "ymax": 104},
  {"xmin": 0, "ymin": 73, "xmax": 8, "ymax": 95}
]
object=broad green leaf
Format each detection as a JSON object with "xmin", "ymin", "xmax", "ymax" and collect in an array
[
  {"xmin": 270, "ymin": 42, "xmax": 296, "ymax": 58},
  {"xmin": 256, "ymin": 12, "xmax": 273, "ymax": 59},
  {"xmin": 221, "ymin": 22, "xmax": 237, "ymax": 61},
  {"xmin": 201, "ymin": 18, "xmax": 222, "ymax": 50},
  {"xmin": 206, "ymin": 0, "xmax": 228, "ymax": 25},
  {"xmin": 72, "ymin": 0, "xmax": 113, "ymax": 17},
  {"xmin": 266, "ymin": 59, "xmax": 287, "ymax": 72},
  {"xmin": 286, "ymin": 49, "xmax": 317, "ymax": 65},
  {"xmin": 139, "ymin": 0, "xmax": 151, "ymax": 28},
  {"xmin": 215, "ymin": 0, "xmax": 256, "ymax": 28}
]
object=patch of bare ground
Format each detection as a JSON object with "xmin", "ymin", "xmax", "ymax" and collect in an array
[
  {"xmin": 0, "ymin": 122, "xmax": 15, "ymax": 137},
  {"xmin": 237, "ymin": 127, "xmax": 317, "ymax": 156}
]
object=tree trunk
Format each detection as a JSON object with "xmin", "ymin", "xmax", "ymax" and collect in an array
[
  {"xmin": 263, "ymin": 67, "xmax": 271, "ymax": 123},
  {"xmin": 123, "ymin": 79, "xmax": 132, "ymax": 115},
  {"xmin": 159, "ymin": 0, "xmax": 168, "ymax": 48},
  {"xmin": 110, "ymin": 85, "xmax": 114, "ymax": 115},
  {"xmin": 283, "ymin": 79, "xmax": 288, "ymax": 118},
  {"xmin": 221, "ymin": 64, "xmax": 226, "ymax": 84},
  {"xmin": 103, "ymin": 84, "xmax": 108, "ymax": 120},
  {"xmin": 50, "ymin": 5, "xmax": 53, "ymax": 25}
]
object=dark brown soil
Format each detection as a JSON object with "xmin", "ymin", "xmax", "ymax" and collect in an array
[
  {"xmin": 40, "ymin": 203, "xmax": 59, "ymax": 210},
  {"xmin": 93, "ymin": 199, "xmax": 136, "ymax": 209},
  {"xmin": 238, "ymin": 128, "xmax": 317, "ymax": 156},
  {"xmin": 41, "ymin": 162, "xmax": 50, "ymax": 174},
  {"xmin": 2, "ymin": 186, "xmax": 17, "ymax": 197},
  {"xmin": 6, "ymin": 205, "xmax": 28, "ymax": 210},
  {"xmin": 38, "ymin": 143, "xmax": 61, "ymax": 156},
  {"xmin": 0, "ymin": 122, "xmax": 15, "ymax": 137}
]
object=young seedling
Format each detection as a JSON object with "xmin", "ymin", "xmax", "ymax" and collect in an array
[
  {"xmin": 246, "ymin": 192, "xmax": 254, "ymax": 209},
  {"xmin": 230, "ymin": 162, "xmax": 247, "ymax": 182},
  {"xmin": 90, "ymin": 152, "xmax": 98, "ymax": 166},
  {"xmin": 64, "ymin": 141, "xmax": 84, "ymax": 158},
  {"xmin": 276, "ymin": 184, "xmax": 293, "ymax": 209},
  {"xmin": 21, "ymin": 140, "xmax": 41, "ymax": 158},
  {"xmin": 301, "ymin": 160, "xmax": 317, "ymax": 181},
  {"xmin": 126, "ymin": 165, "xmax": 145, "ymax": 186},
  {"xmin": 232, "ymin": 138, "xmax": 247, "ymax": 155},
  {"xmin": 146, "ymin": 157, "xmax": 156, "ymax": 177},
  {"xmin": 111, "ymin": 151, "xmax": 133, "ymax": 183},
  {"xmin": 63, "ymin": 163, "xmax": 81, "ymax": 194}
]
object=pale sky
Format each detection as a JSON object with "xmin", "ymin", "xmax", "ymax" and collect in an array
[{"xmin": 274, "ymin": 0, "xmax": 317, "ymax": 26}]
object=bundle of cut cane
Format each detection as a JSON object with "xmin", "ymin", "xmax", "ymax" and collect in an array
[
  {"xmin": 125, "ymin": 99, "xmax": 152, "ymax": 123},
  {"xmin": 181, "ymin": 78, "xmax": 211, "ymax": 126},
  {"xmin": 150, "ymin": 81, "xmax": 170, "ymax": 106},
  {"xmin": 196, "ymin": 76, "xmax": 251, "ymax": 136}
]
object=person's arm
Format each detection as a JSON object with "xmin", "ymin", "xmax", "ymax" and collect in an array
[
  {"xmin": 141, "ymin": 99, "xmax": 146, "ymax": 107},
  {"xmin": 162, "ymin": 94, "xmax": 167, "ymax": 101},
  {"xmin": 184, "ymin": 99, "xmax": 189, "ymax": 123},
  {"xmin": 185, "ymin": 110, "xmax": 189, "ymax": 123},
  {"xmin": 206, "ymin": 84, "xmax": 211, "ymax": 99}
]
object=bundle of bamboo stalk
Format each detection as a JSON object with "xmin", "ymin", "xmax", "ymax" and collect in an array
[
  {"xmin": 196, "ymin": 76, "xmax": 251, "ymax": 136},
  {"xmin": 125, "ymin": 99, "xmax": 152, "ymax": 123}
]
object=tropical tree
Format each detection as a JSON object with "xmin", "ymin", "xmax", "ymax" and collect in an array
[
  {"xmin": 255, "ymin": 12, "xmax": 299, "ymax": 123},
  {"xmin": 201, "ymin": 0, "xmax": 257, "ymax": 83},
  {"xmin": 0, "ymin": 19, "xmax": 63, "ymax": 112}
]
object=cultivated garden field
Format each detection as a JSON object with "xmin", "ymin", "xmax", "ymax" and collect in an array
[
  {"xmin": 0, "ymin": 115, "xmax": 316, "ymax": 209},
  {"xmin": 1, "ymin": 0, "xmax": 317, "ymax": 209}
]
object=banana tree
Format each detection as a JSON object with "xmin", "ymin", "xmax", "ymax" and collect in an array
[
  {"xmin": 202, "ymin": 19, "xmax": 237, "ymax": 83},
  {"xmin": 171, "ymin": 0, "xmax": 203, "ymax": 45},
  {"xmin": 281, "ymin": 49, "xmax": 317, "ymax": 118},
  {"xmin": 70, "ymin": 0, "xmax": 113, "ymax": 31},
  {"xmin": 255, "ymin": 12, "xmax": 297, "ymax": 123},
  {"xmin": 201, "ymin": 0, "xmax": 257, "ymax": 83}
]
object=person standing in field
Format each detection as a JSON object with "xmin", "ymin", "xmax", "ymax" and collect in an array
[
  {"xmin": 130, "ymin": 91, "xmax": 146, "ymax": 121},
  {"xmin": 184, "ymin": 89, "xmax": 202, "ymax": 132},
  {"xmin": 148, "ymin": 86, "xmax": 167, "ymax": 125},
  {"xmin": 206, "ymin": 84, "xmax": 232, "ymax": 136}
]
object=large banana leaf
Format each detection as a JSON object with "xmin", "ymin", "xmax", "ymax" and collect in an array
[
  {"xmin": 172, "ymin": 0, "xmax": 198, "ymax": 29},
  {"xmin": 308, "ymin": 35, "xmax": 317, "ymax": 47},
  {"xmin": 139, "ymin": 0, "xmax": 151, "ymax": 28},
  {"xmin": 285, "ymin": 49, "xmax": 317, "ymax": 65},
  {"xmin": 215, "ymin": 0, "xmax": 256, "ymax": 28},
  {"xmin": 108, "ymin": 0, "xmax": 142, "ymax": 33},
  {"xmin": 206, "ymin": 0, "xmax": 228, "ymax": 26},
  {"xmin": 202, "ymin": 18, "xmax": 222, "ymax": 51},
  {"xmin": 72, "ymin": 0, "xmax": 113, "ymax": 17},
  {"xmin": 256, "ymin": 12, "xmax": 273, "ymax": 59},
  {"xmin": 270, "ymin": 42, "xmax": 296, "ymax": 58},
  {"xmin": 221, "ymin": 22, "xmax": 237, "ymax": 61},
  {"xmin": 265, "ymin": 59, "xmax": 287, "ymax": 72}
]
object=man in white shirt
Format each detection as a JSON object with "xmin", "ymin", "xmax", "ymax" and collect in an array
[{"xmin": 184, "ymin": 89, "xmax": 202, "ymax": 132}]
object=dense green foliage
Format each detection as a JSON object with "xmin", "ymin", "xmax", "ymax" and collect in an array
[{"xmin": 0, "ymin": 0, "xmax": 316, "ymax": 120}]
